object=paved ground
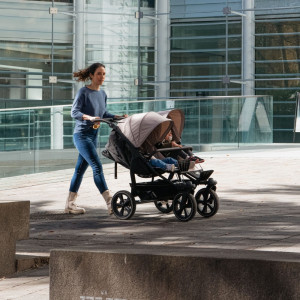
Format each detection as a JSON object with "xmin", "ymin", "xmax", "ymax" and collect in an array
[{"xmin": 0, "ymin": 145, "xmax": 300, "ymax": 299}]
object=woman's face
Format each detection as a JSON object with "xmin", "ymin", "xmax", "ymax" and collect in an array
[{"xmin": 90, "ymin": 66, "xmax": 106, "ymax": 86}]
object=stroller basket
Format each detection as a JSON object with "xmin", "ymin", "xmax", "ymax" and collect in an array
[
  {"xmin": 178, "ymin": 159, "xmax": 190, "ymax": 172},
  {"xmin": 199, "ymin": 170, "xmax": 214, "ymax": 180}
]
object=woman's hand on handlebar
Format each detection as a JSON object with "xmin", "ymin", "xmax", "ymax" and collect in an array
[
  {"xmin": 114, "ymin": 114, "xmax": 128, "ymax": 120},
  {"xmin": 89, "ymin": 116, "xmax": 101, "ymax": 122},
  {"xmin": 82, "ymin": 114, "xmax": 100, "ymax": 122}
]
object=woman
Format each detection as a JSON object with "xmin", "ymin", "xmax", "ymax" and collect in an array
[{"xmin": 66, "ymin": 62, "xmax": 126, "ymax": 215}]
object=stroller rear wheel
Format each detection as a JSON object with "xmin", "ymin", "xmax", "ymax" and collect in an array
[
  {"xmin": 173, "ymin": 192, "xmax": 197, "ymax": 222},
  {"xmin": 195, "ymin": 188, "xmax": 219, "ymax": 218},
  {"xmin": 154, "ymin": 200, "xmax": 173, "ymax": 214},
  {"xmin": 112, "ymin": 190, "xmax": 136, "ymax": 220}
]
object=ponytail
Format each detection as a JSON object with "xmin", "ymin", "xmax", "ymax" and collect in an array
[{"xmin": 73, "ymin": 63, "xmax": 105, "ymax": 82}]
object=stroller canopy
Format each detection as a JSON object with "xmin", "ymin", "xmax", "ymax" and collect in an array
[
  {"xmin": 118, "ymin": 111, "xmax": 173, "ymax": 148},
  {"xmin": 157, "ymin": 109, "xmax": 185, "ymax": 142},
  {"xmin": 103, "ymin": 109, "xmax": 184, "ymax": 172}
]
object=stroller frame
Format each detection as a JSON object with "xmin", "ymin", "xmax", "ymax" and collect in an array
[{"xmin": 101, "ymin": 116, "xmax": 219, "ymax": 222}]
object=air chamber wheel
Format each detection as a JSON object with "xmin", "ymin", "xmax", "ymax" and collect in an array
[
  {"xmin": 154, "ymin": 200, "xmax": 173, "ymax": 214},
  {"xmin": 195, "ymin": 188, "xmax": 219, "ymax": 218},
  {"xmin": 172, "ymin": 192, "xmax": 197, "ymax": 222},
  {"xmin": 112, "ymin": 190, "xmax": 136, "ymax": 220}
]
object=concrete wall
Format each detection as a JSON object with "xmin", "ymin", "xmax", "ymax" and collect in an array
[
  {"xmin": 50, "ymin": 249, "xmax": 300, "ymax": 300},
  {"xmin": 0, "ymin": 201, "xmax": 30, "ymax": 276}
]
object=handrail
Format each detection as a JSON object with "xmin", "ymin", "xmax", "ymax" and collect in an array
[
  {"xmin": 0, "ymin": 95, "xmax": 268, "ymax": 112},
  {"xmin": 0, "ymin": 95, "xmax": 273, "ymax": 178}
]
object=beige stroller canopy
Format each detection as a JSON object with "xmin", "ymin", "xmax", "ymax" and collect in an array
[
  {"xmin": 118, "ymin": 111, "xmax": 173, "ymax": 148},
  {"xmin": 157, "ymin": 108, "xmax": 185, "ymax": 143}
]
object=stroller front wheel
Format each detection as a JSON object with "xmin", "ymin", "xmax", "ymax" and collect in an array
[
  {"xmin": 112, "ymin": 190, "xmax": 136, "ymax": 220},
  {"xmin": 173, "ymin": 192, "xmax": 197, "ymax": 222},
  {"xmin": 195, "ymin": 188, "xmax": 219, "ymax": 218}
]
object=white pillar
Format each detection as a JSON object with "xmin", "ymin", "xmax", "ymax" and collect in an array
[
  {"xmin": 238, "ymin": 0, "xmax": 256, "ymax": 139},
  {"xmin": 242, "ymin": 0, "xmax": 255, "ymax": 96},
  {"xmin": 51, "ymin": 107, "xmax": 64, "ymax": 150},
  {"xmin": 155, "ymin": 0, "xmax": 170, "ymax": 106}
]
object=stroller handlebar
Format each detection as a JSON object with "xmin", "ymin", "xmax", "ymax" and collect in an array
[{"xmin": 91, "ymin": 117, "xmax": 125, "ymax": 127}]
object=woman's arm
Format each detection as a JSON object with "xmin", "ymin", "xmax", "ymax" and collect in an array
[{"xmin": 71, "ymin": 92, "xmax": 85, "ymax": 120}]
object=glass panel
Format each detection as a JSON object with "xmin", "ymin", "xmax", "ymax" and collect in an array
[
  {"xmin": 0, "ymin": 0, "xmax": 74, "ymax": 104},
  {"xmin": 85, "ymin": 0, "xmax": 140, "ymax": 103},
  {"xmin": 0, "ymin": 0, "xmax": 143, "ymax": 107},
  {"xmin": 255, "ymin": 18, "xmax": 300, "ymax": 142},
  {"xmin": 138, "ymin": 4, "xmax": 156, "ymax": 99},
  {"xmin": 0, "ymin": 95, "xmax": 273, "ymax": 178},
  {"xmin": 170, "ymin": 19, "xmax": 242, "ymax": 97}
]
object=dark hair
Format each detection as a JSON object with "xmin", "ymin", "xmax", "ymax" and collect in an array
[{"xmin": 73, "ymin": 63, "xmax": 105, "ymax": 82}]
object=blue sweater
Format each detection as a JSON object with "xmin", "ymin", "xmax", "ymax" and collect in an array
[{"xmin": 71, "ymin": 86, "xmax": 115, "ymax": 133}]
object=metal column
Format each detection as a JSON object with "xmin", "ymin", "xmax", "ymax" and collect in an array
[
  {"xmin": 155, "ymin": 0, "xmax": 170, "ymax": 107},
  {"xmin": 74, "ymin": 0, "xmax": 85, "ymax": 95},
  {"xmin": 242, "ymin": 0, "xmax": 255, "ymax": 96},
  {"xmin": 238, "ymin": 0, "xmax": 256, "ymax": 143}
]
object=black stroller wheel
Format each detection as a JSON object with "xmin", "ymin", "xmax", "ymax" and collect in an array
[
  {"xmin": 195, "ymin": 188, "xmax": 219, "ymax": 218},
  {"xmin": 154, "ymin": 200, "xmax": 173, "ymax": 214},
  {"xmin": 112, "ymin": 190, "xmax": 136, "ymax": 220},
  {"xmin": 172, "ymin": 192, "xmax": 197, "ymax": 222}
]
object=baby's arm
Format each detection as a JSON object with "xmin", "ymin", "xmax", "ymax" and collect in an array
[{"xmin": 171, "ymin": 141, "xmax": 182, "ymax": 148}]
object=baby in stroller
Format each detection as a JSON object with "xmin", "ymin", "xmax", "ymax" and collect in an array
[
  {"xmin": 141, "ymin": 135, "xmax": 195, "ymax": 173},
  {"xmin": 157, "ymin": 130, "xmax": 205, "ymax": 164}
]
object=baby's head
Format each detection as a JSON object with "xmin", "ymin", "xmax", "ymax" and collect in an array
[{"xmin": 165, "ymin": 130, "xmax": 173, "ymax": 141}]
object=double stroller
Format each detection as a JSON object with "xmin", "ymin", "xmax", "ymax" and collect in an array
[{"xmin": 102, "ymin": 109, "xmax": 219, "ymax": 222}]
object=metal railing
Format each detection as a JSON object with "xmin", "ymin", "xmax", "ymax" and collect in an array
[{"xmin": 0, "ymin": 96, "xmax": 273, "ymax": 178}]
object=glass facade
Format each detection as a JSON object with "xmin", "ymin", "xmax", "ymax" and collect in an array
[
  {"xmin": 1, "ymin": 0, "xmax": 299, "ymax": 178},
  {"xmin": 170, "ymin": 0, "xmax": 300, "ymax": 142}
]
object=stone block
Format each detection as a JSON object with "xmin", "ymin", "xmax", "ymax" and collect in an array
[
  {"xmin": 15, "ymin": 255, "xmax": 49, "ymax": 272},
  {"xmin": 0, "ymin": 201, "xmax": 30, "ymax": 276},
  {"xmin": 50, "ymin": 249, "xmax": 300, "ymax": 300}
]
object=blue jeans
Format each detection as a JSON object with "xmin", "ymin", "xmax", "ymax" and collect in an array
[
  {"xmin": 149, "ymin": 157, "xmax": 178, "ymax": 170},
  {"xmin": 69, "ymin": 128, "xmax": 108, "ymax": 194}
]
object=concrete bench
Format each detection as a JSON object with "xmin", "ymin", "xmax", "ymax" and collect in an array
[
  {"xmin": 0, "ymin": 201, "xmax": 30, "ymax": 276},
  {"xmin": 50, "ymin": 248, "xmax": 300, "ymax": 300}
]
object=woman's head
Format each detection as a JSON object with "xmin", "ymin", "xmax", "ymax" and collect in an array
[{"xmin": 73, "ymin": 63, "xmax": 106, "ymax": 82}]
